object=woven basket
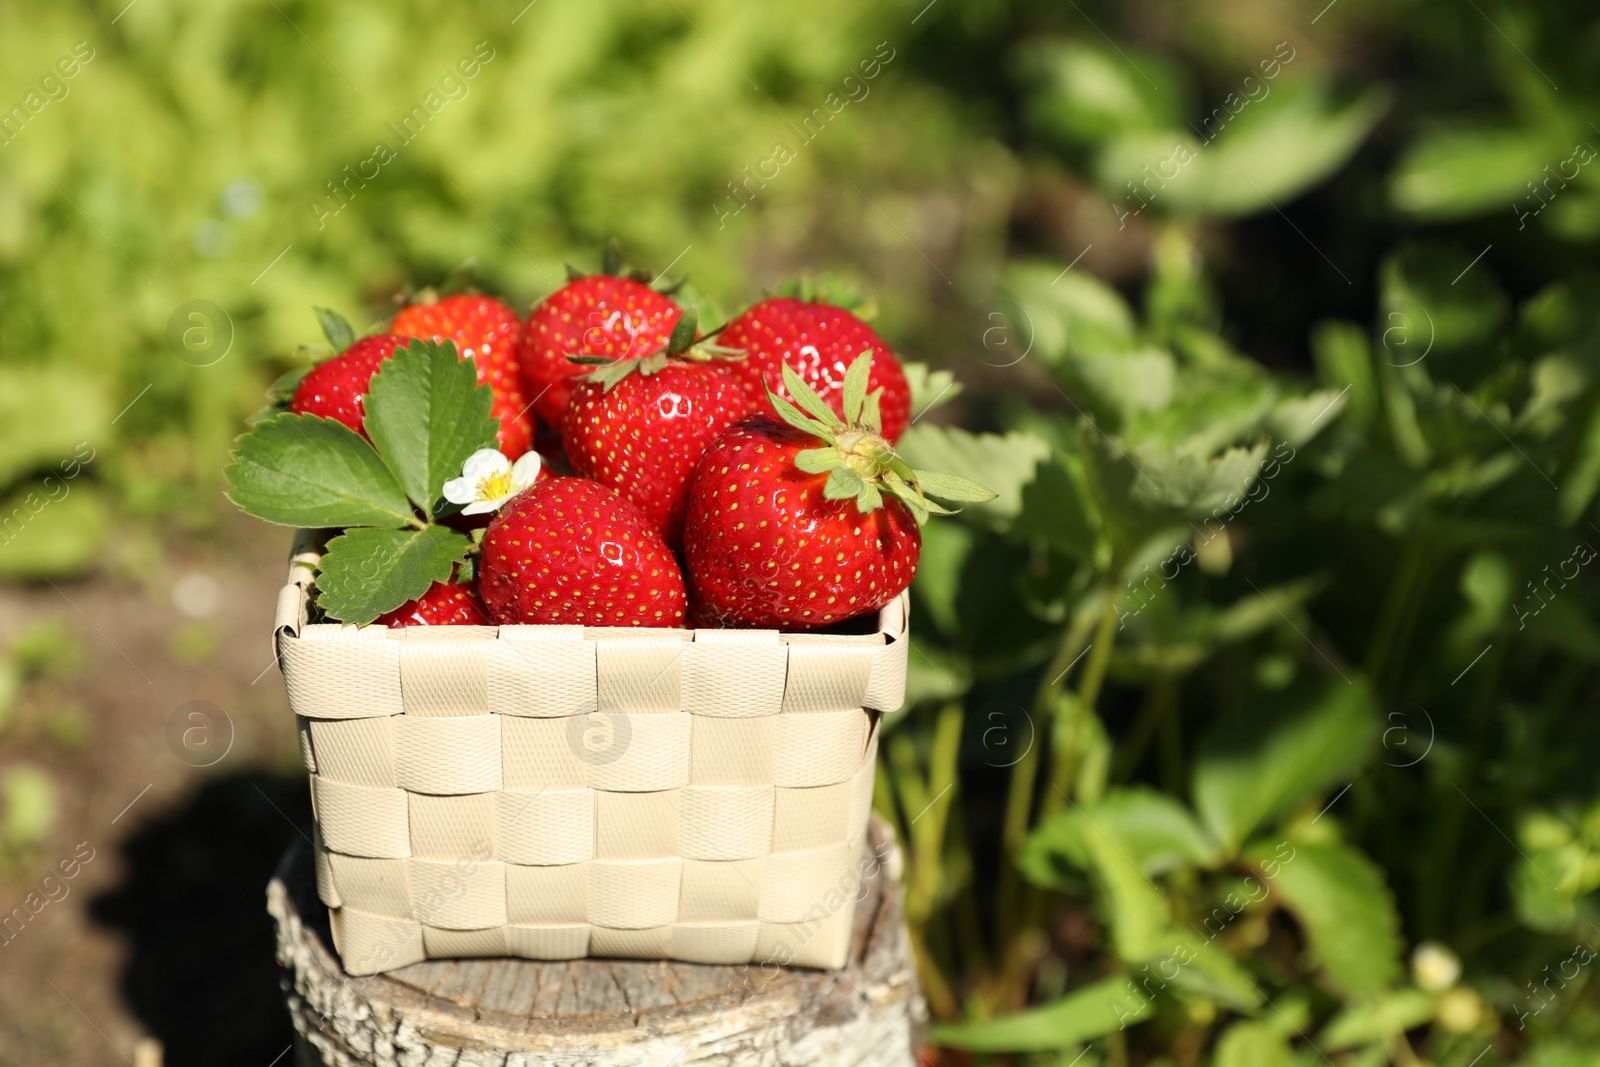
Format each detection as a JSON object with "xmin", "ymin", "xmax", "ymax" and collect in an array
[{"xmin": 273, "ymin": 538, "xmax": 909, "ymax": 975}]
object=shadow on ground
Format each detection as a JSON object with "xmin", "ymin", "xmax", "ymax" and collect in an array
[{"xmin": 89, "ymin": 773, "xmax": 312, "ymax": 1067}]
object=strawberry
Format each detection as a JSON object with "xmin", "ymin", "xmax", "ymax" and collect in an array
[
  {"xmin": 524, "ymin": 274, "xmax": 683, "ymax": 425},
  {"xmin": 375, "ymin": 581, "xmax": 490, "ymax": 628},
  {"xmin": 288, "ymin": 334, "xmax": 406, "ymax": 435},
  {"xmin": 479, "ymin": 476, "xmax": 687, "ymax": 627},
  {"xmin": 684, "ymin": 356, "xmax": 992, "ymax": 629},
  {"xmin": 392, "ymin": 293, "xmax": 536, "ymax": 459},
  {"xmin": 561, "ymin": 309, "xmax": 753, "ymax": 549},
  {"xmin": 719, "ymin": 296, "xmax": 913, "ymax": 442}
]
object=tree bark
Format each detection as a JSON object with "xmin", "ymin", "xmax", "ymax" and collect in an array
[{"xmin": 269, "ymin": 817, "xmax": 926, "ymax": 1066}]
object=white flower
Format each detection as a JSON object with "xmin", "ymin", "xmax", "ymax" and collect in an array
[
  {"xmin": 442, "ymin": 448, "xmax": 541, "ymax": 515},
  {"xmin": 1412, "ymin": 941, "xmax": 1461, "ymax": 992}
]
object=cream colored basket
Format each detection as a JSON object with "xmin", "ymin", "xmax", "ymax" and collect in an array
[{"xmin": 273, "ymin": 541, "xmax": 908, "ymax": 976}]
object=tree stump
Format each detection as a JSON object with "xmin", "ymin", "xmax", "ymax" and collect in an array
[{"xmin": 269, "ymin": 818, "xmax": 926, "ymax": 1067}]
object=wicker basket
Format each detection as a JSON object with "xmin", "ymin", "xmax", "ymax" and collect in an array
[{"xmin": 273, "ymin": 539, "xmax": 909, "ymax": 975}]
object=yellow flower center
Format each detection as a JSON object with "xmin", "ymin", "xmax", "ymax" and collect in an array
[{"xmin": 476, "ymin": 470, "xmax": 514, "ymax": 500}]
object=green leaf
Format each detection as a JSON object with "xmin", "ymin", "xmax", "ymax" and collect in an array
[
  {"xmin": 1086, "ymin": 437, "xmax": 1270, "ymax": 542},
  {"xmin": 896, "ymin": 426, "xmax": 1052, "ymax": 525},
  {"xmin": 861, "ymin": 389, "xmax": 884, "ymax": 433},
  {"xmin": 0, "ymin": 368, "xmax": 109, "ymax": 487},
  {"xmin": 1389, "ymin": 126, "xmax": 1554, "ymax": 219},
  {"xmin": 823, "ymin": 466, "xmax": 864, "ymax": 501},
  {"xmin": 794, "ymin": 447, "xmax": 842, "ymax": 474},
  {"xmin": 841, "ymin": 352, "xmax": 871, "ymax": 423},
  {"xmin": 1311, "ymin": 321, "xmax": 1378, "ymax": 431},
  {"xmin": 364, "ymin": 339, "xmax": 499, "ymax": 516},
  {"xmin": 1192, "ymin": 679, "xmax": 1377, "ymax": 853},
  {"xmin": 912, "ymin": 468, "xmax": 998, "ymax": 504},
  {"xmin": 930, "ymin": 977, "xmax": 1152, "ymax": 1052},
  {"xmin": 1245, "ymin": 840, "xmax": 1403, "ymax": 998},
  {"xmin": 1002, "ymin": 263, "xmax": 1141, "ymax": 366},
  {"xmin": 1213, "ymin": 1021, "xmax": 1295, "ymax": 1067},
  {"xmin": 1015, "ymin": 40, "xmax": 1189, "ymax": 148},
  {"xmin": 1068, "ymin": 347, "xmax": 1178, "ymax": 424},
  {"xmin": 267, "ymin": 364, "xmax": 314, "ymax": 403},
  {"xmin": 1096, "ymin": 84, "xmax": 1387, "ymax": 218},
  {"xmin": 766, "ymin": 386, "xmax": 837, "ymax": 442},
  {"xmin": 1082, "ymin": 817, "xmax": 1172, "ymax": 961},
  {"xmin": 315, "ymin": 525, "xmax": 470, "ymax": 624},
  {"xmin": 0, "ymin": 484, "xmax": 111, "ymax": 580},
  {"xmin": 1317, "ymin": 989, "xmax": 1434, "ymax": 1049},
  {"xmin": 667, "ymin": 303, "xmax": 698, "ymax": 354},
  {"xmin": 1510, "ymin": 843, "xmax": 1581, "ymax": 931},
  {"xmin": 1021, "ymin": 787, "xmax": 1218, "ymax": 883},
  {"xmin": 901, "ymin": 361, "xmax": 963, "ymax": 419},
  {"xmin": 912, "ymin": 521, "xmax": 971, "ymax": 637},
  {"xmin": 1158, "ymin": 929, "xmax": 1264, "ymax": 1012},
  {"xmin": 315, "ymin": 306, "xmax": 356, "ymax": 351},
  {"xmin": 1378, "ymin": 243, "xmax": 1508, "ymax": 367},
  {"xmin": 1011, "ymin": 452, "xmax": 1101, "ymax": 560},
  {"xmin": 226, "ymin": 413, "xmax": 416, "ymax": 529},
  {"xmin": 781, "ymin": 363, "xmax": 846, "ymax": 429}
]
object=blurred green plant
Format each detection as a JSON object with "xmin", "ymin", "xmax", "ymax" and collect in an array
[{"xmin": 4, "ymin": 0, "xmax": 1600, "ymax": 1063}]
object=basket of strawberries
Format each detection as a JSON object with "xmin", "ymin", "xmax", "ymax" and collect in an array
[{"xmin": 228, "ymin": 262, "xmax": 991, "ymax": 975}]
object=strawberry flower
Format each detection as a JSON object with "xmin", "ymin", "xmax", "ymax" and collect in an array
[{"xmin": 442, "ymin": 448, "xmax": 541, "ymax": 515}]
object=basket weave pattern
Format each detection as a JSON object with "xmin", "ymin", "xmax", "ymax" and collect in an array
[{"xmin": 274, "ymin": 548, "xmax": 909, "ymax": 975}]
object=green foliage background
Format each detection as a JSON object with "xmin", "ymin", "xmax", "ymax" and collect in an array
[{"xmin": 3, "ymin": 0, "xmax": 1600, "ymax": 1064}]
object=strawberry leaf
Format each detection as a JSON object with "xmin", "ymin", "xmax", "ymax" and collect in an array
[
  {"xmin": 226, "ymin": 413, "xmax": 416, "ymax": 528},
  {"xmin": 601, "ymin": 238, "xmax": 624, "ymax": 277},
  {"xmin": 364, "ymin": 339, "xmax": 499, "ymax": 517},
  {"xmin": 902, "ymin": 361, "xmax": 963, "ymax": 417},
  {"xmin": 667, "ymin": 304, "xmax": 699, "ymax": 355},
  {"xmin": 767, "ymin": 388, "xmax": 839, "ymax": 443},
  {"xmin": 780, "ymin": 363, "xmax": 847, "ymax": 430},
  {"xmin": 861, "ymin": 388, "xmax": 884, "ymax": 434},
  {"xmin": 913, "ymin": 468, "xmax": 1000, "ymax": 504},
  {"xmin": 315, "ymin": 307, "xmax": 356, "ymax": 352},
  {"xmin": 775, "ymin": 273, "xmax": 877, "ymax": 318},
  {"xmin": 794, "ymin": 447, "xmax": 844, "ymax": 474},
  {"xmin": 824, "ymin": 466, "xmax": 866, "ymax": 501},
  {"xmin": 842, "ymin": 352, "xmax": 872, "ymax": 424},
  {"xmin": 316, "ymin": 525, "xmax": 470, "ymax": 625}
]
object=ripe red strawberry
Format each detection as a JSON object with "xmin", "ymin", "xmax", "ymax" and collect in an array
[
  {"xmin": 561, "ymin": 313, "xmax": 753, "ymax": 549},
  {"xmin": 376, "ymin": 581, "xmax": 490, "ymax": 628},
  {"xmin": 392, "ymin": 293, "xmax": 536, "ymax": 459},
  {"xmin": 288, "ymin": 334, "xmax": 406, "ymax": 435},
  {"xmin": 524, "ymin": 275, "xmax": 683, "ymax": 425},
  {"xmin": 480, "ymin": 476, "xmax": 687, "ymax": 627},
  {"xmin": 684, "ymin": 357, "xmax": 992, "ymax": 629},
  {"xmin": 719, "ymin": 297, "xmax": 912, "ymax": 442}
]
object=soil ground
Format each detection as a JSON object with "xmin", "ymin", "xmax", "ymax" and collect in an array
[{"xmin": 0, "ymin": 515, "xmax": 313, "ymax": 1067}]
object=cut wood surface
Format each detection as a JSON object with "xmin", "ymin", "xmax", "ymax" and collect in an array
[{"xmin": 269, "ymin": 817, "xmax": 926, "ymax": 1067}]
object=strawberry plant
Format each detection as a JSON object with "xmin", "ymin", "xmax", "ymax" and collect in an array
[{"xmin": 226, "ymin": 337, "xmax": 502, "ymax": 625}]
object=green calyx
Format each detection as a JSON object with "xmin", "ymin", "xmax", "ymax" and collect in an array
[
  {"xmin": 398, "ymin": 258, "xmax": 478, "ymax": 308},
  {"xmin": 570, "ymin": 304, "xmax": 746, "ymax": 393},
  {"xmin": 766, "ymin": 352, "xmax": 996, "ymax": 524},
  {"xmin": 562, "ymin": 238, "xmax": 686, "ymax": 294},
  {"xmin": 774, "ymin": 273, "xmax": 878, "ymax": 319}
]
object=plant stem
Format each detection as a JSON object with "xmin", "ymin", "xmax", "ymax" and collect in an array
[
  {"xmin": 994, "ymin": 602, "xmax": 1101, "ymax": 947},
  {"xmin": 1114, "ymin": 675, "xmax": 1178, "ymax": 783},
  {"xmin": 907, "ymin": 703, "xmax": 963, "ymax": 925},
  {"xmin": 1039, "ymin": 600, "xmax": 1120, "ymax": 823},
  {"xmin": 1364, "ymin": 530, "xmax": 1426, "ymax": 684}
]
